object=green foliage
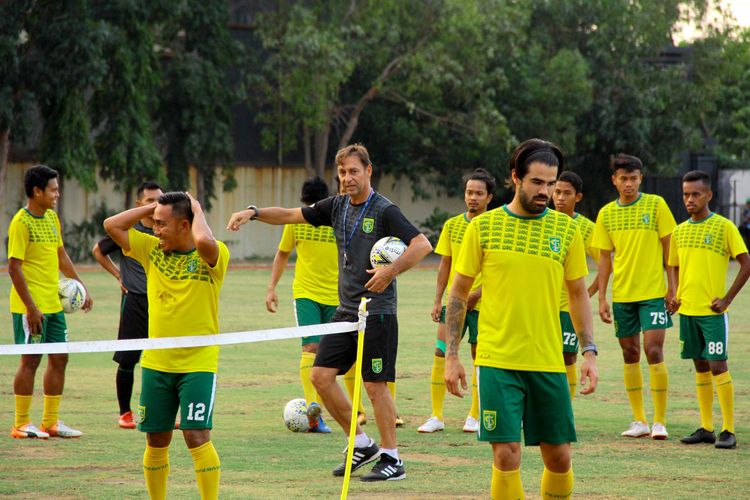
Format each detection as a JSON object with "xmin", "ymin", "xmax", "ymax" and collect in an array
[
  {"xmin": 418, "ymin": 207, "xmax": 451, "ymax": 246},
  {"xmin": 61, "ymin": 203, "xmax": 112, "ymax": 263}
]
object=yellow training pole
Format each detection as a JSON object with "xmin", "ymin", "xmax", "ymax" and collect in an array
[{"xmin": 340, "ymin": 297, "xmax": 370, "ymax": 500}]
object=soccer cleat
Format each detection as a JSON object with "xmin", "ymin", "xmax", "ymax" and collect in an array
[
  {"xmin": 307, "ymin": 402, "xmax": 323, "ymax": 431},
  {"xmin": 417, "ymin": 417, "xmax": 444, "ymax": 433},
  {"xmin": 118, "ymin": 411, "xmax": 136, "ymax": 429},
  {"xmin": 621, "ymin": 421, "xmax": 650, "ymax": 438},
  {"xmin": 357, "ymin": 412, "xmax": 367, "ymax": 426},
  {"xmin": 395, "ymin": 415, "xmax": 405, "ymax": 428},
  {"xmin": 41, "ymin": 421, "xmax": 82, "ymax": 438},
  {"xmin": 10, "ymin": 423, "xmax": 49, "ymax": 439},
  {"xmin": 463, "ymin": 416, "xmax": 479, "ymax": 433},
  {"xmin": 360, "ymin": 453, "xmax": 406, "ymax": 482},
  {"xmin": 715, "ymin": 430, "xmax": 737, "ymax": 449},
  {"xmin": 332, "ymin": 438, "xmax": 380, "ymax": 476},
  {"xmin": 680, "ymin": 428, "xmax": 716, "ymax": 445},
  {"xmin": 310, "ymin": 416, "xmax": 332, "ymax": 433},
  {"xmin": 651, "ymin": 422, "xmax": 668, "ymax": 440}
]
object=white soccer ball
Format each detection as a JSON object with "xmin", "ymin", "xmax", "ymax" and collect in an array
[
  {"xmin": 370, "ymin": 236, "xmax": 407, "ymax": 268},
  {"xmin": 283, "ymin": 398, "xmax": 310, "ymax": 432},
  {"xmin": 58, "ymin": 278, "xmax": 86, "ymax": 314}
]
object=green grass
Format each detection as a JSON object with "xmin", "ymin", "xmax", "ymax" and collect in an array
[{"xmin": 1, "ymin": 264, "xmax": 749, "ymax": 499}]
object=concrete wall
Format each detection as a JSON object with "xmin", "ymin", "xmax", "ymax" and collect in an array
[
  {"xmin": 717, "ymin": 169, "xmax": 750, "ymax": 225},
  {"xmin": 1, "ymin": 163, "xmax": 465, "ymax": 261}
]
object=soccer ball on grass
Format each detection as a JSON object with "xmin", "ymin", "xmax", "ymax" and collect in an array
[{"xmin": 283, "ymin": 398, "xmax": 310, "ymax": 432}]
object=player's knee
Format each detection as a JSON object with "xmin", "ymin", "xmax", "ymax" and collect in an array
[
  {"xmin": 20, "ymin": 355, "xmax": 42, "ymax": 372},
  {"xmin": 363, "ymin": 381, "xmax": 388, "ymax": 401},
  {"xmin": 118, "ymin": 362, "xmax": 136, "ymax": 373},
  {"xmin": 492, "ymin": 442, "xmax": 521, "ymax": 470},
  {"xmin": 310, "ymin": 367, "xmax": 332, "ymax": 391},
  {"xmin": 644, "ymin": 345, "xmax": 663, "ymax": 364},
  {"xmin": 620, "ymin": 344, "xmax": 640, "ymax": 362},
  {"xmin": 48, "ymin": 354, "xmax": 69, "ymax": 371},
  {"xmin": 709, "ymin": 361, "xmax": 728, "ymax": 376}
]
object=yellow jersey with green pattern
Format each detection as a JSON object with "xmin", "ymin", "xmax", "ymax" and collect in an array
[
  {"xmin": 7, "ymin": 208, "xmax": 63, "ymax": 314},
  {"xmin": 278, "ymin": 223, "xmax": 338, "ymax": 306},
  {"xmin": 435, "ymin": 213, "xmax": 482, "ymax": 310},
  {"xmin": 559, "ymin": 213, "xmax": 599, "ymax": 312},
  {"xmin": 455, "ymin": 206, "xmax": 588, "ymax": 373},
  {"xmin": 125, "ymin": 229, "xmax": 230, "ymax": 373},
  {"xmin": 592, "ymin": 193, "xmax": 676, "ymax": 302},
  {"xmin": 668, "ymin": 213, "xmax": 748, "ymax": 316}
]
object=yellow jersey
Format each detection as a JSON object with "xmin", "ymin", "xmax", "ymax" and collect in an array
[
  {"xmin": 669, "ymin": 213, "xmax": 748, "ymax": 316},
  {"xmin": 435, "ymin": 213, "xmax": 482, "ymax": 310},
  {"xmin": 7, "ymin": 208, "xmax": 64, "ymax": 314},
  {"xmin": 560, "ymin": 213, "xmax": 599, "ymax": 312},
  {"xmin": 456, "ymin": 206, "xmax": 588, "ymax": 373},
  {"xmin": 592, "ymin": 193, "xmax": 675, "ymax": 302},
  {"xmin": 278, "ymin": 223, "xmax": 338, "ymax": 306},
  {"xmin": 125, "ymin": 229, "xmax": 230, "ymax": 373}
]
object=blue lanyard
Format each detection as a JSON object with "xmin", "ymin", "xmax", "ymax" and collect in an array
[{"xmin": 342, "ymin": 190, "xmax": 375, "ymax": 263}]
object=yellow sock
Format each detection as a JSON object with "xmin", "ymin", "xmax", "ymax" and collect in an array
[
  {"xmin": 430, "ymin": 355, "xmax": 446, "ymax": 420},
  {"xmin": 343, "ymin": 365, "xmax": 365, "ymax": 414},
  {"xmin": 714, "ymin": 372, "xmax": 735, "ymax": 433},
  {"xmin": 695, "ymin": 371, "xmax": 714, "ymax": 432},
  {"xmin": 541, "ymin": 467, "xmax": 574, "ymax": 500},
  {"xmin": 623, "ymin": 362, "xmax": 647, "ymax": 422},
  {"xmin": 469, "ymin": 364, "xmax": 479, "ymax": 420},
  {"xmin": 649, "ymin": 362, "xmax": 669, "ymax": 424},
  {"xmin": 143, "ymin": 445, "xmax": 170, "ymax": 500},
  {"xmin": 565, "ymin": 364, "xmax": 578, "ymax": 400},
  {"xmin": 14, "ymin": 395, "xmax": 33, "ymax": 428},
  {"xmin": 491, "ymin": 465, "xmax": 524, "ymax": 500},
  {"xmin": 299, "ymin": 352, "xmax": 318, "ymax": 405},
  {"xmin": 189, "ymin": 441, "xmax": 221, "ymax": 500},
  {"xmin": 41, "ymin": 394, "xmax": 61, "ymax": 429},
  {"xmin": 388, "ymin": 381, "xmax": 396, "ymax": 401}
]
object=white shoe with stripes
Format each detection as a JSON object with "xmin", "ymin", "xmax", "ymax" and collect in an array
[
  {"xmin": 360, "ymin": 453, "xmax": 406, "ymax": 481},
  {"xmin": 332, "ymin": 438, "xmax": 381, "ymax": 476}
]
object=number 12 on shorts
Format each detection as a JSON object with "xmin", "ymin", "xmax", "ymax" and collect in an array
[{"xmin": 187, "ymin": 402, "xmax": 206, "ymax": 421}]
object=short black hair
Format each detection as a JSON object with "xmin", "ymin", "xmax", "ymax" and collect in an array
[
  {"xmin": 682, "ymin": 170, "xmax": 711, "ymax": 188},
  {"xmin": 158, "ymin": 192, "xmax": 193, "ymax": 224},
  {"xmin": 300, "ymin": 176, "xmax": 329, "ymax": 205},
  {"xmin": 610, "ymin": 153, "xmax": 643, "ymax": 174},
  {"xmin": 509, "ymin": 139, "xmax": 564, "ymax": 180},
  {"xmin": 137, "ymin": 181, "xmax": 164, "ymax": 199},
  {"xmin": 557, "ymin": 171, "xmax": 583, "ymax": 194},
  {"xmin": 24, "ymin": 165, "xmax": 58, "ymax": 198},
  {"xmin": 463, "ymin": 168, "xmax": 496, "ymax": 194}
]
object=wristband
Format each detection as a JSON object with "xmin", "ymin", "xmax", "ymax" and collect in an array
[
  {"xmin": 246, "ymin": 205, "xmax": 259, "ymax": 220},
  {"xmin": 581, "ymin": 343, "xmax": 598, "ymax": 356}
]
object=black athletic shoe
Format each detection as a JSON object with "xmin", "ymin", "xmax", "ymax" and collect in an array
[
  {"xmin": 332, "ymin": 439, "xmax": 381, "ymax": 476},
  {"xmin": 715, "ymin": 430, "xmax": 737, "ymax": 449},
  {"xmin": 360, "ymin": 453, "xmax": 406, "ymax": 482},
  {"xmin": 680, "ymin": 428, "xmax": 716, "ymax": 444}
]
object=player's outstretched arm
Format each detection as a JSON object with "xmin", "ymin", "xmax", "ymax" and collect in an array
[
  {"xmin": 266, "ymin": 249, "xmax": 291, "ymax": 313},
  {"xmin": 431, "ymin": 255, "xmax": 451, "ymax": 322},
  {"xmin": 444, "ymin": 272, "xmax": 472, "ymax": 397},
  {"xmin": 187, "ymin": 193, "xmax": 219, "ymax": 267},
  {"xmin": 597, "ymin": 250, "xmax": 613, "ymax": 323},
  {"xmin": 104, "ymin": 203, "xmax": 157, "ymax": 252},
  {"xmin": 567, "ymin": 276, "xmax": 597, "ymax": 394},
  {"xmin": 711, "ymin": 252, "xmax": 750, "ymax": 313},
  {"xmin": 58, "ymin": 246, "xmax": 93, "ymax": 312},
  {"xmin": 226, "ymin": 206, "xmax": 306, "ymax": 231}
]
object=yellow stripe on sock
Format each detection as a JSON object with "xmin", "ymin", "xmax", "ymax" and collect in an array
[{"xmin": 714, "ymin": 372, "xmax": 734, "ymax": 433}]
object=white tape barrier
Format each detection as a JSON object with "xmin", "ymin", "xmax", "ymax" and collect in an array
[{"xmin": 0, "ymin": 321, "xmax": 359, "ymax": 356}]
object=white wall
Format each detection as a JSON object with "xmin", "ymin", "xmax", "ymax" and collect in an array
[{"xmin": 718, "ymin": 169, "xmax": 750, "ymax": 225}]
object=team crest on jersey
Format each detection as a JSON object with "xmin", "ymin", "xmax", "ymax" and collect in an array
[
  {"xmin": 362, "ymin": 218, "xmax": 375, "ymax": 234},
  {"xmin": 549, "ymin": 237, "xmax": 561, "ymax": 253},
  {"xmin": 371, "ymin": 358, "xmax": 383, "ymax": 373},
  {"xmin": 483, "ymin": 410, "xmax": 497, "ymax": 431},
  {"xmin": 641, "ymin": 213, "xmax": 650, "ymax": 224},
  {"xmin": 136, "ymin": 405, "xmax": 146, "ymax": 424},
  {"xmin": 703, "ymin": 234, "xmax": 713, "ymax": 245},
  {"xmin": 186, "ymin": 257, "xmax": 199, "ymax": 274}
]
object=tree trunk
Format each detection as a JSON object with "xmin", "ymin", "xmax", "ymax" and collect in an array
[
  {"xmin": 0, "ymin": 127, "xmax": 9, "ymax": 210},
  {"xmin": 124, "ymin": 187, "xmax": 133, "ymax": 210},
  {"xmin": 196, "ymin": 168, "xmax": 206, "ymax": 208},
  {"xmin": 303, "ymin": 125, "xmax": 314, "ymax": 178},
  {"xmin": 314, "ymin": 122, "xmax": 330, "ymax": 181}
]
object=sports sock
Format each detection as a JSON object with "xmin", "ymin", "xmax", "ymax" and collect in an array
[
  {"xmin": 714, "ymin": 371, "xmax": 735, "ymax": 433},
  {"xmin": 491, "ymin": 465, "xmax": 524, "ymax": 499},
  {"xmin": 343, "ymin": 366, "xmax": 366, "ymax": 415},
  {"xmin": 299, "ymin": 352, "xmax": 318, "ymax": 405},
  {"xmin": 541, "ymin": 467, "xmax": 574, "ymax": 500},
  {"xmin": 649, "ymin": 361, "xmax": 669, "ymax": 424},
  {"xmin": 388, "ymin": 381, "xmax": 396, "ymax": 402},
  {"xmin": 695, "ymin": 371, "xmax": 714, "ymax": 432},
  {"xmin": 623, "ymin": 362, "xmax": 647, "ymax": 422},
  {"xmin": 354, "ymin": 432, "xmax": 370, "ymax": 448},
  {"xmin": 14, "ymin": 394, "xmax": 33, "ymax": 428},
  {"xmin": 41, "ymin": 394, "xmax": 61, "ymax": 429},
  {"xmin": 381, "ymin": 447, "xmax": 399, "ymax": 460},
  {"xmin": 565, "ymin": 364, "xmax": 578, "ymax": 400},
  {"xmin": 189, "ymin": 441, "xmax": 221, "ymax": 500},
  {"xmin": 430, "ymin": 355, "xmax": 446, "ymax": 420},
  {"xmin": 143, "ymin": 445, "xmax": 170, "ymax": 500},
  {"xmin": 116, "ymin": 366, "xmax": 135, "ymax": 415},
  {"xmin": 469, "ymin": 363, "xmax": 479, "ymax": 420}
]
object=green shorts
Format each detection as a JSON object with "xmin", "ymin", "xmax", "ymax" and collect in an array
[
  {"xmin": 439, "ymin": 306, "xmax": 479, "ymax": 344},
  {"xmin": 477, "ymin": 366, "xmax": 576, "ymax": 445},
  {"xmin": 138, "ymin": 367, "xmax": 217, "ymax": 432},
  {"xmin": 294, "ymin": 298, "xmax": 337, "ymax": 345},
  {"xmin": 613, "ymin": 298, "xmax": 673, "ymax": 338},
  {"xmin": 13, "ymin": 312, "xmax": 67, "ymax": 345},
  {"xmin": 680, "ymin": 313, "xmax": 729, "ymax": 361},
  {"xmin": 560, "ymin": 311, "xmax": 578, "ymax": 354}
]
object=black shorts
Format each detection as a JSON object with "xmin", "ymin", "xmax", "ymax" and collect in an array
[
  {"xmin": 113, "ymin": 292, "xmax": 149, "ymax": 367},
  {"xmin": 314, "ymin": 310, "xmax": 398, "ymax": 382}
]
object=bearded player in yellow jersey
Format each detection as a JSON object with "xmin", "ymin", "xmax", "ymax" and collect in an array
[
  {"xmin": 105, "ymin": 192, "xmax": 229, "ymax": 500},
  {"xmin": 593, "ymin": 154, "xmax": 676, "ymax": 440},
  {"xmin": 667, "ymin": 170, "xmax": 750, "ymax": 450},
  {"xmin": 418, "ymin": 168, "xmax": 494, "ymax": 434},
  {"xmin": 266, "ymin": 177, "xmax": 336, "ymax": 433},
  {"xmin": 445, "ymin": 139, "xmax": 598, "ymax": 500},
  {"xmin": 552, "ymin": 171, "xmax": 600, "ymax": 399}
]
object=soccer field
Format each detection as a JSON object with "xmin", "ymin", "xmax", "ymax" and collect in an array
[{"xmin": 1, "ymin": 265, "xmax": 749, "ymax": 499}]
